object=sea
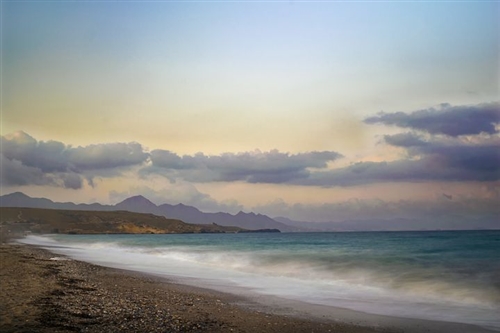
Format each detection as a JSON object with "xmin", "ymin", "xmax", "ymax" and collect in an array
[{"xmin": 19, "ymin": 230, "xmax": 500, "ymax": 330}]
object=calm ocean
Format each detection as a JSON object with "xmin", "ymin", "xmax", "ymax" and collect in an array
[{"xmin": 20, "ymin": 231, "xmax": 500, "ymax": 330}]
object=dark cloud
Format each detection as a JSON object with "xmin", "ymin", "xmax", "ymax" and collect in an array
[
  {"xmin": 150, "ymin": 149, "xmax": 342, "ymax": 183},
  {"xmin": 294, "ymin": 160, "xmax": 438, "ymax": 186},
  {"xmin": 421, "ymin": 142, "xmax": 500, "ymax": 176},
  {"xmin": 1, "ymin": 131, "xmax": 149, "ymax": 174},
  {"xmin": 364, "ymin": 102, "xmax": 500, "ymax": 136},
  {"xmin": 149, "ymin": 150, "xmax": 186, "ymax": 169},
  {"xmin": 60, "ymin": 173, "xmax": 84, "ymax": 190},
  {"xmin": 1, "ymin": 131, "xmax": 149, "ymax": 188},
  {"xmin": 325, "ymin": 102, "xmax": 500, "ymax": 187},
  {"xmin": 137, "ymin": 122, "xmax": 500, "ymax": 186},
  {"xmin": 385, "ymin": 134, "xmax": 500, "ymax": 177},
  {"xmin": 2, "ymin": 131, "xmax": 149, "ymax": 172},
  {"xmin": 3, "ymin": 112, "xmax": 498, "ymax": 190},
  {"xmin": 383, "ymin": 132, "xmax": 428, "ymax": 148},
  {"xmin": 0, "ymin": 154, "xmax": 54, "ymax": 186},
  {"xmin": 3, "ymin": 131, "xmax": 344, "ymax": 187},
  {"xmin": 0, "ymin": 157, "xmax": 83, "ymax": 190},
  {"xmin": 293, "ymin": 138, "xmax": 500, "ymax": 187},
  {"xmin": 66, "ymin": 143, "xmax": 148, "ymax": 170},
  {"xmin": 1, "ymin": 132, "xmax": 68, "ymax": 172}
]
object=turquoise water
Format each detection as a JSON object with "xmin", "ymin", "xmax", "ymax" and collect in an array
[{"xmin": 21, "ymin": 231, "xmax": 500, "ymax": 329}]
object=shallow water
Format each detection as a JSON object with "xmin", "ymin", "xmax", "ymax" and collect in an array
[{"xmin": 20, "ymin": 231, "xmax": 500, "ymax": 330}]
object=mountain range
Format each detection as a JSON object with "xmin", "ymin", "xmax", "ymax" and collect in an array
[
  {"xmin": 0, "ymin": 192, "xmax": 296, "ymax": 232},
  {"xmin": 0, "ymin": 206, "xmax": 248, "ymax": 235},
  {"xmin": 2, "ymin": 192, "xmax": 497, "ymax": 232}
]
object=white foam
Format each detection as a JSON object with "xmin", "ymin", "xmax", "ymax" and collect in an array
[
  {"xmin": 49, "ymin": 257, "xmax": 71, "ymax": 261},
  {"xmin": 18, "ymin": 234, "xmax": 500, "ymax": 330}
]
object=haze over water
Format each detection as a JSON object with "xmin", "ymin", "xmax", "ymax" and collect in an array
[{"xmin": 21, "ymin": 230, "xmax": 500, "ymax": 331}]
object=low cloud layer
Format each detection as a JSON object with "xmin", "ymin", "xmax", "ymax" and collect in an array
[
  {"xmin": 2, "ymin": 131, "xmax": 148, "ymax": 173},
  {"xmin": 65, "ymin": 143, "xmax": 148, "ymax": 171},
  {"xmin": 2, "ymin": 101, "xmax": 499, "ymax": 189},
  {"xmin": 295, "ymin": 136, "xmax": 499, "ymax": 187},
  {"xmin": 150, "ymin": 149, "xmax": 342, "ymax": 183},
  {"xmin": 364, "ymin": 102, "xmax": 500, "ymax": 137},
  {"xmin": 386, "ymin": 134, "xmax": 500, "ymax": 176},
  {"xmin": 0, "ymin": 154, "xmax": 54, "ymax": 187},
  {"xmin": 145, "ymin": 101, "xmax": 498, "ymax": 187},
  {"xmin": 297, "ymin": 101, "xmax": 499, "ymax": 187},
  {"xmin": 1, "ymin": 131, "xmax": 343, "ymax": 188},
  {"xmin": 1, "ymin": 131, "xmax": 148, "ymax": 189}
]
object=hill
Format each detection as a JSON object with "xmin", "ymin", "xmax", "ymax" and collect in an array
[
  {"xmin": 0, "ymin": 207, "xmax": 261, "ymax": 236},
  {"xmin": 0, "ymin": 192, "xmax": 296, "ymax": 232}
]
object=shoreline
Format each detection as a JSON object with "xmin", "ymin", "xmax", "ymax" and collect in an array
[{"xmin": 1, "ymin": 242, "xmax": 495, "ymax": 333}]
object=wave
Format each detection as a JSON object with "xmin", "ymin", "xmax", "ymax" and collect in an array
[{"xmin": 18, "ymin": 233, "xmax": 500, "ymax": 329}]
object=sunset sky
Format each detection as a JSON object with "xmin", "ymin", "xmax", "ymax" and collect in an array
[{"xmin": 2, "ymin": 1, "xmax": 499, "ymax": 225}]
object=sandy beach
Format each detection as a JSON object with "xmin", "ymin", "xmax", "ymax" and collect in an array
[{"xmin": 0, "ymin": 242, "xmax": 495, "ymax": 333}]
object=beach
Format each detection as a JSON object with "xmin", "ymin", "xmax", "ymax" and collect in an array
[
  {"xmin": 1, "ymin": 241, "xmax": 496, "ymax": 333},
  {"xmin": 0, "ymin": 242, "xmax": 382, "ymax": 333}
]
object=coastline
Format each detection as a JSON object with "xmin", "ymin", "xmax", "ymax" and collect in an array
[{"xmin": 1, "ymin": 241, "xmax": 495, "ymax": 333}]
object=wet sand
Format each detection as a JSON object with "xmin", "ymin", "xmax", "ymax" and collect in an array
[{"xmin": 0, "ymin": 242, "xmax": 494, "ymax": 333}]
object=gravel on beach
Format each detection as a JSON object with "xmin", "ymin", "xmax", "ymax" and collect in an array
[{"xmin": 0, "ymin": 243, "xmax": 383, "ymax": 333}]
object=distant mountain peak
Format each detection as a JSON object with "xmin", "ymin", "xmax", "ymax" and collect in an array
[
  {"xmin": 125, "ymin": 194, "xmax": 149, "ymax": 200},
  {"xmin": 0, "ymin": 191, "xmax": 57, "ymax": 209},
  {"xmin": 171, "ymin": 203, "xmax": 201, "ymax": 213},
  {"xmin": 116, "ymin": 195, "xmax": 157, "ymax": 207},
  {"xmin": 3, "ymin": 192, "xmax": 31, "ymax": 199},
  {"xmin": 236, "ymin": 211, "xmax": 257, "ymax": 217}
]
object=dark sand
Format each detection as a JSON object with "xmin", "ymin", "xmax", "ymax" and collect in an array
[{"xmin": 0, "ymin": 242, "xmax": 495, "ymax": 333}]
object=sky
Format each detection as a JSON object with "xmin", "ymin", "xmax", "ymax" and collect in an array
[{"xmin": 1, "ymin": 0, "xmax": 499, "ymax": 226}]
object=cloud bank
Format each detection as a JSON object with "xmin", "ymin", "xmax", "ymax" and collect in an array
[
  {"xmin": 2, "ymin": 101, "xmax": 498, "ymax": 189},
  {"xmin": 1, "ymin": 131, "xmax": 148, "ymax": 189},
  {"xmin": 149, "ymin": 149, "xmax": 342, "ymax": 183},
  {"xmin": 1, "ymin": 131, "xmax": 343, "ymax": 188},
  {"xmin": 295, "ymin": 136, "xmax": 500, "ymax": 187},
  {"xmin": 295, "ymin": 102, "xmax": 499, "ymax": 187},
  {"xmin": 364, "ymin": 102, "xmax": 500, "ymax": 137}
]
